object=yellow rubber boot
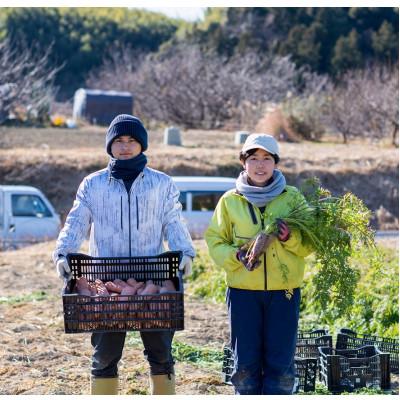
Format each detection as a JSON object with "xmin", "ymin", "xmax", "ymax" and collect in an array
[
  {"xmin": 150, "ymin": 374, "xmax": 175, "ymax": 395},
  {"xmin": 91, "ymin": 376, "xmax": 119, "ymax": 395}
]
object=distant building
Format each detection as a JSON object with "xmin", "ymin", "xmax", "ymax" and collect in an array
[{"xmin": 73, "ymin": 88, "xmax": 133, "ymax": 126}]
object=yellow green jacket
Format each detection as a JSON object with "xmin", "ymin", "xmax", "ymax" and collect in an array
[{"xmin": 205, "ymin": 185, "xmax": 313, "ymax": 291}]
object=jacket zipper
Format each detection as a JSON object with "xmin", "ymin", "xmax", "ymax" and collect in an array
[
  {"xmin": 111, "ymin": 179, "xmax": 130, "ymax": 256},
  {"xmin": 109, "ymin": 172, "xmax": 144, "ymax": 259},
  {"xmin": 247, "ymin": 201, "xmax": 268, "ymax": 290},
  {"xmin": 260, "ymin": 215, "xmax": 267, "ymax": 291},
  {"xmin": 136, "ymin": 196, "xmax": 139, "ymax": 230},
  {"xmin": 120, "ymin": 196, "xmax": 123, "ymax": 230},
  {"xmin": 127, "ymin": 191, "xmax": 132, "ymax": 258}
]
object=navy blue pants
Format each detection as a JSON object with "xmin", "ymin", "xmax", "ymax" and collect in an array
[
  {"xmin": 91, "ymin": 331, "xmax": 175, "ymax": 377},
  {"xmin": 227, "ymin": 287, "xmax": 300, "ymax": 395}
]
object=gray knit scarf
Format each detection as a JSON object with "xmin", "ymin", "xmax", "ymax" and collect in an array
[{"xmin": 235, "ymin": 170, "xmax": 286, "ymax": 207}]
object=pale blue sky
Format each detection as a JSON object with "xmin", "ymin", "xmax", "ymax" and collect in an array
[
  {"xmin": 140, "ymin": 7, "xmax": 206, "ymax": 21},
  {"xmin": 6, "ymin": 2, "xmax": 397, "ymax": 9}
]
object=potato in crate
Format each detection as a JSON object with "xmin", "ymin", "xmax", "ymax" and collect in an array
[
  {"xmin": 318, "ymin": 345, "xmax": 391, "ymax": 393},
  {"xmin": 62, "ymin": 251, "xmax": 184, "ymax": 333}
]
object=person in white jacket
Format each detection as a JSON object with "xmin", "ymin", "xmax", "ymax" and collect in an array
[{"xmin": 53, "ymin": 114, "xmax": 195, "ymax": 395}]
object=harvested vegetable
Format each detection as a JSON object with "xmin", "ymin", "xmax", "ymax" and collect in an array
[
  {"xmin": 120, "ymin": 285, "xmax": 136, "ymax": 296},
  {"xmin": 76, "ymin": 278, "xmax": 177, "ymax": 297},
  {"xmin": 140, "ymin": 280, "xmax": 159, "ymax": 295},
  {"xmin": 161, "ymin": 280, "xmax": 176, "ymax": 292},
  {"xmin": 127, "ymin": 278, "xmax": 145, "ymax": 294},
  {"xmin": 73, "ymin": 277, "xmax": 179, "ymax": 329},
  {"xmin": 75, "ymin": 277, "xmax": 91, "ymax": 296},
  {"xmin": 105, "ymin": 281, "xmax": 123, "ymax": 294},
  {"xmin": 95, "ymin": 279, "xmax": 110, "ymax": 296},
  {"xmin": 242, "ymin": 177, "xmax": 381, "ymax": 313},
  {"xmin": 240, "ymin": 232, "xmax": 275, "ymax": 271}
]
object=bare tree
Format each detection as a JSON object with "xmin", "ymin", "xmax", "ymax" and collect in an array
[
  {"xmin": 0, "ymin": 40, "xmax": 59, "ymax": 125},
  {"xmin": 88, "ymin": 44, "xmax": 317, "ymax": 129},
  {"xmin": 355, "ymin": 64, "xmax": 399, "ymax": 146},
  {"xmin": 324, "ymin": 64, "xmax": 399, "ymax": 145},
  {"xmin": 323, "ymin": 82, "xmax": 365, "ymax": 144}
]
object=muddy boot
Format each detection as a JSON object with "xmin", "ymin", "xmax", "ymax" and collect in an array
[
  {"xmin": 90, "ymin": 376, "xmax": 119, "ymax": 395},
  {"xmin": 150, "ymin": 374, "xmax": 175, "ymax": 395}
]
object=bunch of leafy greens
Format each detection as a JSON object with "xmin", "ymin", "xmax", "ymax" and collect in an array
[{"xmin": 256, "ymin": 177, "xmax": 380, "ymax": 314}]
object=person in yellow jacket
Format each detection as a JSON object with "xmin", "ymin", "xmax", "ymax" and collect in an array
[{"xmin": 205, "ymin": 133, "xmax": 313, "ymax": 395}]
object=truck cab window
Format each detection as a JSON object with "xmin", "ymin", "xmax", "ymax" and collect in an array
[
  {"xmin": 192, "ymin": 191, "xmax": 224, "ymax": 211},
  {"xmin": 0, "ymin": 192, "xmax": 3, "ymax": 228},
  {"xmin": 12, "ymin": 194, "xmax": 52, "ymax": 218},
  {"xmin": 178, "ymin": 192, "xmax": 187, "ymax": 211}
]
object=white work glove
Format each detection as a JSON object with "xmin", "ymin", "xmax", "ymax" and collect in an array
[
  {"xmin": 178, "ymin": 255, "xmax": 193, "ymax": 277},
  {"xmin": 56, "ymin": 256, "xmax": 72, "ymax": 281}
]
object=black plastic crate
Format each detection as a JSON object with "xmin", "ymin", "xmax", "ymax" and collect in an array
[
  {"xmin": 337, "ymin": 328, "xmax": 399, "ymax": 374},
  {"xmin": 296, "ymin": 329, "xmax": 332, "ymax": 359},
  {"xmin": 318, "ymin": 345, "xmax": 391, "ymax": 393},
  {"xmin": 62, "ymin": 251, "xmax": 183, "ymax": 333},
  {"xmin": 293, "ymin": 357, "xmax": 319, "ymax": 393},
  {"xmin": 221, "ymin": 329, "xmax": 329, "ymax": 390},
  {"xmin": 222, "ymin": 346, "xmax": 234, "ymax": 385},
  {"xmin": 221, "ymin": 345, "xmax": 318, "ymax": 393},
  {"xmin": 297, "ymin": 329, "xmax": 329, "ymax": 339}
]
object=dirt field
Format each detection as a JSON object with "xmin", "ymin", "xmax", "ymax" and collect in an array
[
  {"xmin": 0, "ymin": 126, "xmax": 398, "ymax": 229},
  {"xmin": 0, "ymin": 237, "xmax": 398, "ymax": 395},
  {"xmin": 0, "ymin": 126, "xmax": 398, "ymax": 394},
  {"xmin": 0, "ymin": 240, "xmax": 233, "ymax": 395}
]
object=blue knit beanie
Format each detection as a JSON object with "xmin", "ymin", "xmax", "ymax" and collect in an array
[{"xmin": 106, "ymin": 114, "xmax": 148, "ymax": 156}]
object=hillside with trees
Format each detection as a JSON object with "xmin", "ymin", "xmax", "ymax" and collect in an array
[
  {"xmin": 0, "ymin": 7, "xmax": 397, "ymax": 95},
  {"xmin": 0, "ymin": 7, "xmax": 181, "ymax": 97},
  {"xmin": 185, "ymin": 7, "xmax": 398, "ymax": 75},
  {"xmin": 0, "ymin": 7, "xmax": 398, "ymax": 144}
]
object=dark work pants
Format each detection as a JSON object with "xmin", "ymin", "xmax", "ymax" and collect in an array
[
  {"xmin": 227, "ymin": 287, "xmax": 300, "ymax": 395},
  {"xmin": 91, "ymin": 331, "xmax": 175, "ymax": 377}
]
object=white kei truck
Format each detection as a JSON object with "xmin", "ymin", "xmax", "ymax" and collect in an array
[
  {"xmin": 172, "ymin": 176, "xmax": 236, "ymax": 239},
  {"xmin": 0, "ymin": 185, "xmax": 61, "ymax": 250}
]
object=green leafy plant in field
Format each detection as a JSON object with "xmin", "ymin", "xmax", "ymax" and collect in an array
[
  {"xmin": 339, "ymin": 246, "xmax": 398, "ymax": 337},
  {"xmin": 297, "ymin": 382, "xmax": 388, "ymax": 395},
  {"xmin": 186, "ymin": 249, "xmax": 226, "ymax": 303},
  {"xmin": 127, "ymin": 331, "xmax": 224, "ymax": 369},
  {"xmin": 126, "ymin": 331, "xmax": 143, "ymax": 347},
  {"xmin": 302, "ymin": 245, "xmax": 398, "ymax": 337},
  {"xmin": 338, "ymin": 387, "xmax": 388, "ymax": 395},
  {"xmin": 0, "ymin": 290, "xmax": 49, "ymax": 304},
  {"xmin": 172, "ymin": 341, "xmax": 224, "ymax": 369},
  {"xmin": 297, "ymin": 382, "xmax": 331, "ymax": 395}
]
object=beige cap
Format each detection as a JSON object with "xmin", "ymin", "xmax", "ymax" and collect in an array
[{"xmin": 241, "ymin": 133, "xmax": 279, "ymax": 157}]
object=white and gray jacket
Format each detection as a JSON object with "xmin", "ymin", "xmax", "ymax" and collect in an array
[{"xmin": 53, "ymin": 166, "xmax": 195, "ymax": 262}]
